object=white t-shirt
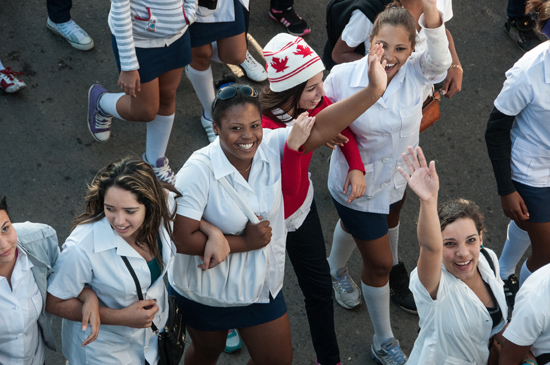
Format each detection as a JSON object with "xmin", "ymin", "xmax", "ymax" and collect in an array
[
  {"xmin": 195, "ymin": 0, "xmax": 249, "ymax": 23},
  {"xmin": 503, "ymin": 262, "xmax": 550, "ymax": 358},
  {"xmin": 493, "ymin": 41, "xmax": 550, "ymax": 188},
  {"xmin": 408, "ymin": 248, "xmax": 507, "ymax": 365},
  {"xmin": 169, "ymin": 128, "xmax": 291, "ymax": 307},
  {"xmin": 48, "ymin": 212, "xmax": 175, "ymax": 365},
  {"xmin": 341, "ymin": 0, "xmax": 453, "ymax": 55},
  {"xmin": 0, "ymin": 249, "xmax": 45, "ymax": 365}
]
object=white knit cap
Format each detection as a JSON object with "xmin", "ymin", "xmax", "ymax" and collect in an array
[{"xmin": 263, "ymin": 33, "xmax": 325, "ymax": 92}]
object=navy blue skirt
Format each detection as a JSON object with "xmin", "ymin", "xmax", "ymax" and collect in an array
[
  {"xmin": 189, "ymin": 0, "xmax": 246, "ymax": 48},
  {"xmin": 513, "ymin": 180, "xmax": 550, "ymax": 223},
  {"xmin": 168, "ymin": 285, "xmax": 287, "ymax": 332},
  {"xmin": 111, "ymin": 31, "xmax": 192, "ymax": 84}
]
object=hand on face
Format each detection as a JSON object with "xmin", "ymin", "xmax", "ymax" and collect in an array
[{"xmin": 367, "ymin": 43, "xmax": 388, "ymax": 94}]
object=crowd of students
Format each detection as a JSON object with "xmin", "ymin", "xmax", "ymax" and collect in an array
[{"xmin": 2, "ymin": 0, "xmax": 550, "ymax": 364}]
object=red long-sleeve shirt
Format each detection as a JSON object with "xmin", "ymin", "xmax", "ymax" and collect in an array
[{"xmin": 262, "ymin": 97, "xmax": 365, "ymax": 219}]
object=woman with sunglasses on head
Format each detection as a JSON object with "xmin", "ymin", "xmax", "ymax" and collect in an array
[
  {"xmin": 168, "ymin": 46, "xmax": 388, "ymax": 364},
  {"xmin": 323, "ymin": 1, "xmax": 451, "ymax": 363},
  {"xmin": 397, "ymin": 146, "xmax": 507, "ymax": 365},
  {"xmin": 0, "ymin": 196, "xmax": 100, "ymax": 365}
]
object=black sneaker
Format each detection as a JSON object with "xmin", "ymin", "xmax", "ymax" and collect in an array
[
  {"xmin": 504, "ymin": 15, "xmax": 544, "ymax": 52},
  {"xmin": 390, "ymin": 262, "xmax": 417, "ymax": 314},
  {"xmin": 503, "ymin": 274, "xmax": 519, "ymax": 320},
  {"xmin": 269, "ymin": 6, "xmax": 311, "ymax": 36}
]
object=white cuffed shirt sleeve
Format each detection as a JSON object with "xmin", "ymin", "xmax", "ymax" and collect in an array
[
  {"xmin": 47, "ymin": 244, "xmax": 93, "ymax": 300},
  {"xmin": 418, "ymin": 12, "xmax": 452, "ymax": 80}
]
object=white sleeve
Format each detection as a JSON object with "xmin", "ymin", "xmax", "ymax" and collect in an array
[
  {"xmin": 437, "ymin": 0, "xmax": 453, "ymax": 23},
  {"xmin": 409, "ymin": 268, "xmax": 448, "ymax": 324},
  {"xmin": 184, "ymin": 0, "xmax": 198, "ymax": 25},
  {"xmin": 263, "ymin": 128, "xmax": 292, "ymax": 160},
  {"xmin": 417, "ymin": 12, "xmax": 452, "ymax": 81},
  {"xmin": 504, "ymin": 293, "xmax": 547, "ymax": 346},
  {"xmin": 324, "ymin": 67, "xmax": 342, "ymax": 103},
  {"xmin": 494, "ymin": 68, "xmax": 534, "ymax": 117},
  {"xmin": 341, "ymin": 10, "xmax": 374, "ymax": 49},
  {"xmin": 109, "ymin": 0, "xmax": 139, "ymax": 71},
  {"xmin": 174, "ymin": 159, "xmax": 211, "ymax": 221},
  {"xmin": 47, "ymin": 242, "xmax": 93, "ymax": 300}
]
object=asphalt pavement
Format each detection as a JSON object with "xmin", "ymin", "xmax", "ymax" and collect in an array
[{"xmin": 0, "ymin": 0, "xmax": 530, "ymax": 363}]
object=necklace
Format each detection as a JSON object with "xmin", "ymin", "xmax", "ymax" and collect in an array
[{"xmin": 238, "ymin": 162, "xmax": 253, "ymax": 173}]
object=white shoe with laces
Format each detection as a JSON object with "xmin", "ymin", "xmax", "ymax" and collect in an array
[
  {"xmin": 142, "ymin": 153, "xmax": 176, "ymax": 185},
  {"xmin": 331, "ymin": 267, "xmax": 362, "ymax": 309},
  {"xmin": 371, "ymin": 337, "xmax": 408, "ymax": 365},
  {"xmin": 47, "ymin": 18, "xmax": 94, "ymax": 51},
  {"xmin": 240, "ymin": 51, "xmax": 267, "ymax": 82},
  {"xmin": 0, "ymin": 68, "xmax": 26, "ymax": 93}
]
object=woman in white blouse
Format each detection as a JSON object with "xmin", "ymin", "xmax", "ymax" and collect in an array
[{"xmin": 398, "ymin": 146, "xmax": 507, "ymax": 364}]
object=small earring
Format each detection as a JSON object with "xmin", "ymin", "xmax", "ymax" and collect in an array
[{"xmin": 409, "ymin": 55, "xmax": 413, "ymax": 60}]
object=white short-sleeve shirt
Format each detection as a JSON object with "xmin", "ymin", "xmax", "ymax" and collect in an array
[
  {"xmin": 169, "ymin": 128, "xmax": 291, "ymax": 307},
  {"xmin": 47, "ymin": 212, "xmax": 175, "ymax": 365},
  {"xmin": 341, "ymin": 0, "xmax": 453, "ymax": 55},
  {"xmin": 195, "ymin": 0, "xmax": 249, "ymax": 22},
  {"xmin": 0, "ymin": 248, "xmax": 45, "ymax": 365},
  {"xmin": 407, "ymin": 248, "xmax": 507, "ymax": 365},
  {"xmin": 503, "ymin": 262, "xmax": 550, "ymax": 358},
  {"xmin": 494, "ymin": 42, "xmax": 550, "ymax": 187}
]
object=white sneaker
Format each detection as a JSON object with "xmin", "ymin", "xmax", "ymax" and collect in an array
[
  {"xmin": 331, "ymin": 267, "xmax": 362, "ymax": 309},
  {"xmin": 0, "ymin": 68, "xmax": 26, "ymax": 93},
  {"xmin": 47, "ymin": 18, "xmax": 94, "ymax": 51},
  {"xmin": 201, "ymin": 111, "xmax": 217, "ymax": 143},
  {"xmin": 371, "ymin": 337, "xmax": 408, "ymax": 365},
  {"xmin": 240, "ymin": 51, "xmax": 267, "ymax": 82}
]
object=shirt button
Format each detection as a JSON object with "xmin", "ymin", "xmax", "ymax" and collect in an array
[
  {"xmin": 383, "ymin": 133, "xmax": 389, "ymax": 137},
  {"xmin": 14, "ymin": 305, "xmax": 20, "ymax": 311},
  {"xmin": 145, "ymin": 346, "xmax": 149, "ymax": 351},
  {"xmin": 381, "ymin": 183, "xmax": 388, "ymax": 188},
  {"xmin": 17, "ymin": 334, "xmax": 23, "ymax": 339},
  {"xmin": 18, "ymin": 360, "xmax": 23, "ymax": 364},
  {"xmin": 382, "ymin": 158, "xmax": 389, "ymax": 163},
  {"xmin": 142, "ymin": 264, "xmax": 148, "ymax": 270}
]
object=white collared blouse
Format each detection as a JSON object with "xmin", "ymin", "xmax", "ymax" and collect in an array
[
  {"xmin": 47, "ymin": 210, "xmax": 176, "ymax": 365},
  {"xmin": 494, "ymin": 42, "xmax": 550, "ymax": 188},
  {"xmin": 0, "ymin": 249, "xmax": 45, "ymax": 365},
  {"xmin": 326, "ymin": 14, "xmax": 451, "ymax": 214},
  {"xmin": 169, "ymin": 129, "xmax": 291, "ymax": 307}
]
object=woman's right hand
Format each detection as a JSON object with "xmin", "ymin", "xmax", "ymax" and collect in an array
[
  {"xmin": 501, "ymin": 192, "xmax": 530, "ymax": 221},
  {"xmin": 118, "ymin": 70, "xmax": 141, "ymax": 97},
  {"xmin": 367, "ymin": 43, "xmax": 388, "ymax": 96},
  {"xmin": 244, "ymin": 218, "xmax": 272, "ymax": 250},
  {"xmin": 287, "ymin": 112, "xmax": 316, "ymax": 151},
  {"xmin": 398, "ymin": 146, "xmax": 439, "ymax": 201},
  {"xmin": 198, "ymin": 231, "xmax": 230, "ymax": 271},
  {"xmin": 120, "ymin": 299, "xmax": 159, "ymax": 328},
  {"xmin": 343, "ymin": 169, "xmax": 366, "ymax": 204}
]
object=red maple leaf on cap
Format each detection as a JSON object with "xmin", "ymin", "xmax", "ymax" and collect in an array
[
  {"xmin": 271, "ymin": 56, "xmax": 289, "ymax": 73},
  {"xmin": 294, "ymin": 44, "xmax": 313, "ymax": 58}
]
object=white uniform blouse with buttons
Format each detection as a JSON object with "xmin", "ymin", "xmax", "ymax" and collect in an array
[
  {"xmin": 47, "ymin": 207, "xmax": 176, "ymax": 365},
  {"xmin": 0, "ymin": 249, "xmax": 45, "ymax": 365},
  {"xmin": 407, "ymin": 248, "xmax": 507, "ymax": 365},
  {"xmin": 503, "ymin": 262, "xmax": 550, "ymax": 359},
  {"xmin": 493, "ymin": 41, "xmax": 550, "ymax": 188},
  {"xmin": 169, "ymin": 128, "xmax": 291, "ymax": 307},
  {"xmin": 326, "ymin": 14, "xmax": 452, "ymax": 214}
]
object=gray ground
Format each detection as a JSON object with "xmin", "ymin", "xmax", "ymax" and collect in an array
[{"xmin": 1, "ymin": 0, "xmax": 531, "ymax": 363}]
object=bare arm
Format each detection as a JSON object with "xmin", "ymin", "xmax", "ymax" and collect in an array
[
  {"xmin": 398, "ymin": 146, "xmax": 442, "ymax": 299},
  {"xmin": 440, "ymin": 28, "xmax": 463, "ymax": 98},
  {"xmin": 499, "ymin": 339, "xmax": 534, "ymax": 365},
  {"xmin": 332, "ymin": 35, "xmax": 364, "ymax": 65},
  {"xmin": 302, "ymin": 44, "xmax": 387, "ymax": 153}
]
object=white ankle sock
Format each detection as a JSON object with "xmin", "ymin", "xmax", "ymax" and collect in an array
[
  {"xmin": 145, "ymin": 114, "xmax": 175, "ymax": 166},
  {"xmin": 388, "ymin": 224, "xmax": 400, "ymax": 266},
  {"xmin": 211, "ymin": 42, "xmax": 222, "ymax": 64},
  {"xmin": 362, "ymin": 281, "xmax": 393, "ymax": 348},
  {"xmin": 519, "ymin": 260, "xmax": 532, "ymax": 287},
  {"xmin": 328, "ymin": 220, "xmax": 356, "ymax": 277},
  {"xmin": 499, "ymin": 220, "xmax": 531, "ymax": 280},
  {"xmin": 98, "ymin": 92, "xmax": 124, "ymax": 119},
  {"xmin": 186, "ymin": 65, "xmax": 215, "ymax": 119}
]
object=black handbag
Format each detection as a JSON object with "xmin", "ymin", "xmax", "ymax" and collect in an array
[
  {"xmin": 198, "ymin": 0, "xmax": 218, "ymax": 10},
  {"xmin": 121, "ymin": 256, "xmax": 186, "ymax": 365}
]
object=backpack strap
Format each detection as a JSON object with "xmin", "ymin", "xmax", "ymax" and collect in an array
[{"xmin": 480, "ymin": 247, "xmax": 496, "ymax": 277}]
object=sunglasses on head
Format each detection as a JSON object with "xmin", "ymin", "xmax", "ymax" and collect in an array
[{"xmin": 212, "ymin": 84, "xmax": 259, "ymax": 111}]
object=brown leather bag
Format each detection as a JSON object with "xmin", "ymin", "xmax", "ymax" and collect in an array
[{"xmin": 420, "ymin": 91, "xmax": 441, "ymax": 133}]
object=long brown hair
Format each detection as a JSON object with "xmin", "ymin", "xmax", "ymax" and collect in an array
[
  {"xmin": 261, "ymin": 80, "xmax": 309, "ymax": 121},
  {"xmin": 73, "ymin": 157, "xmax": 181, "ymax": 267}
]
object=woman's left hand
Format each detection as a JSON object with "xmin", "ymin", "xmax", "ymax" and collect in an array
[
  {"xmin": 287, "ymin": 112, "xmax": 316, "ymax": 151},
  {"xmin": 343, "ymin": 169, "xmax": 366, "ymax": 204},
  {"xmin": 80, "ymin": 290, "xmax": 100, "ymax": 347},
  {"xmin": 198, "ymin": 230, "xmax": 230, "ymax": 271},
  {"xmin": 440, "ymin": 66, "xmax": 463, "ymax": 98}
]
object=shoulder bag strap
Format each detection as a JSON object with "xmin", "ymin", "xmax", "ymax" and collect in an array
[
  {"xmin": 191, "ymin": 154, "xmax": 260, "ymax": 224},
  {"xmin": 480, "ymin": 247, "xmax": 496, "ymax": 278},
  {"xmin": 121, "ymin": 256, "xmax": 159, "ymax": 333}
]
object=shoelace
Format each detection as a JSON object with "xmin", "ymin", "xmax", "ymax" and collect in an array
[
  {"xmin": 382, "ymin": 341, "xmax": 406, "ymax": 364},
  {"xmin": 280, "ymin": 7, "xmax": 302, "ymax": 24},
  {"xmin": 336, "ymin": 270, "xmax": 355, "ymax": 293},
  {"xmin": 59, "ymin": 20, "xmax": 87, "ymax": 38},
  {"xmin": 0, "ymin": 67, "xmax": 23, "ymax": 81},
  {"xmin": 94, "ymin": 113, "xmax": 112, "ymax": 130},
  {"xmin": 153, "ymin": 163, "xmax": 175, "ymax": 184},
  {"xmin": 243, "ymin": 53, "xmax": 261, "ymax": 69}
]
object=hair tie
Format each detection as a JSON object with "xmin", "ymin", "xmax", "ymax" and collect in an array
[{"xmin": 542, "ymin": 20, "xmax": 550, "ymax": 39}]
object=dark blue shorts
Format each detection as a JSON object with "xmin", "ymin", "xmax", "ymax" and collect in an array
[
  {"xmin": 332, "ymin": 198, "xmax": 398, "ymax": 241},
  {"xmin": 111, "ymin": 30, "xmax": 192, "ymax": 84},
  {"xmin": 513, "ymin": 180, "xmax": 550, "ymax": 223},
  {"xmin": 189, "ymin": 0, "xmax": 246, "ymax": 48},
  {"xmin": 168, "ymin": 285, "xmax": 287, "ymax": 332}
]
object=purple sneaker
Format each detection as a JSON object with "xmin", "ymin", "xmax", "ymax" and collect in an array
[
  {"xmin": 143, "ymin": 153, "xmax": 176, "ymax": 184},
  {"xmin": 88, "ymin": 84, "xmax": 113, "ymax": 142}
]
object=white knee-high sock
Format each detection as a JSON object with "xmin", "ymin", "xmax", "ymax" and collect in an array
[
  {"xmin": 362, "ymin": 281, "xmax": 393, "ymax": 348},
  {"xmin": 186, "ymin": 65, "xmax": 215, "ymax": 119},
  {"xmin": 328, "ymin": 220, "xmax": 357, "ymax": 277},
  {"xmin": 145, "ymin": 114, "xmax": 175, "ymax": 165},
  {"xmin": 211, "ymin": 42, "xmax": 222, "ymax": 64},
  {"xmin": 389, "ymin": 224, "xmax": 400, "ymax": 266},
  {"xmin": 499, "ymin": 220, "xmax": 531, "ymax": 280},
  {"xmin": 98, "ymin": 92, "xmax": 125, "ymax": 119},
  {"xmin": 519, "ymin": 260, "xmax": 532, "ymax": 286}
]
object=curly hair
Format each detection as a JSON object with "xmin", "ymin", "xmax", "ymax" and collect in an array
[{"xmin": 438, "ymin": 198, "xmax": 485, "ymax": 234}]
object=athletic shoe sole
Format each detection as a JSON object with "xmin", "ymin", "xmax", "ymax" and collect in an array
[
  {"xmin": 47, "ymin": 23, "xmax": 95, "ymax": 51},
  {"xmin": 332, "ymin": 286, "xmax": 362, "ymax": 310}
]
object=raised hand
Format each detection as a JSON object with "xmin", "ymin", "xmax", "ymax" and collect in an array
[
  {"xmin": 367, "ymin": 43, "xmax": 387, "ymax": 95},
  {"xmin": 421, "ymin": 0, "xmax": 442, "ymax": 28},
  {"xmin": 397, "ymin": 146, "xmax": 439, "ymax": 201},
  {"xmin": 287, "ymin": 112, "xmax": 316, "ymax": 151}
]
